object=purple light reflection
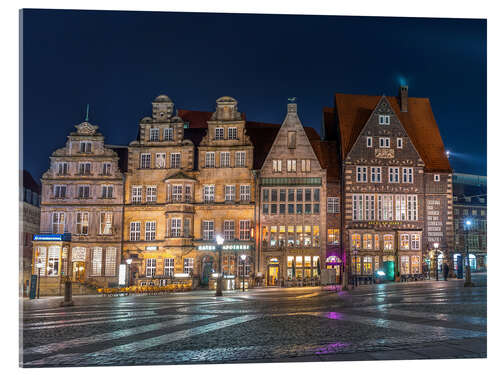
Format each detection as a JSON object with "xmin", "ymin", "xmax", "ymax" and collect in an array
[{"xmin": 315, "ymin": 341, "xmax": 350, "ymax": 355}]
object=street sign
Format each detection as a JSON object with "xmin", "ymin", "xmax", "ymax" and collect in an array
[{"xmin": 33, "ymin": 233, "xmax": 71, "ymax": 241}]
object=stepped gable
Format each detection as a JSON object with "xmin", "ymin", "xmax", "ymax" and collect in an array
[{"xmin": 334, "ymin": 93, "xmax": 451, "ymax": 172}]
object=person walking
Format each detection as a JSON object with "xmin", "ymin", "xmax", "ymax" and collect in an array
[{"xmin": 443, "ymin": 262, "xmax": 450, "ymax": 281}]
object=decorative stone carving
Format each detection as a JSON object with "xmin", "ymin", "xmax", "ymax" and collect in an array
[
  {"xmin": 375, "ymin": 148, "xmax": 395, "ymax": 159},
  {"xmin": 75, "ymin": 121, "xmax": 98, "ymax": 135}
]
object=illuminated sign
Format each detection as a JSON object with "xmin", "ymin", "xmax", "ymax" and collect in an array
[
  {"xmin": 118, "ymin": 264, "xmax": 127, "ymax": 286},
  {"xmin": 146, "ymin": 246, "xmax": 158, "ymax": 251},
  {"xmin": 198, "ymin": 245, "xmax": 216, "ymax": 251},
  {"xmin": 33, "ymin": 234, "xmax": 71, "ymax": 242}
]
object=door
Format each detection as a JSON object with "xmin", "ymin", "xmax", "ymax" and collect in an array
[
  {"xmin": 383, "ymin": 261, "xmax": 395, "ymax": 281},
  {"xmin": 72, "ymin": 261, "xmax": 85, "ymax": 282},
  {"xmin": 268, "ymin": 265, "xmax": 279, "ymax": 286},
  {"xmin": 201, "ymin": 257, "xmax": 213, "ymax": 286}
]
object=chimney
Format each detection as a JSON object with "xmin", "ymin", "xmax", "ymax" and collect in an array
[
  {"xmin": 287, "ymin": 97, "xmax": 297, "ymax": 114},
  {"xmin": 399, "ymin": 85, "xmax": 408, "ymax": 112}
]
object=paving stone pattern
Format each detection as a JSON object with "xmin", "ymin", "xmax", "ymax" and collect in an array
[{"xmin": 20, "ymin": 274, "xmax": 487, "ymax": 367}]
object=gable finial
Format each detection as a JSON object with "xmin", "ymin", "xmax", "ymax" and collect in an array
[
  {"xmin": 288, "ymin": 97, "xmax": 297, "ymax": 103},
  {"xmin": 85, "ymin": 104, "xmax": 89, "ymax": 122}
]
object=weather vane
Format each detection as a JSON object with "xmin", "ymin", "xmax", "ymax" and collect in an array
[{"xmin": 85, "ymin": 104, "xmax": 90, "ymax": 122}]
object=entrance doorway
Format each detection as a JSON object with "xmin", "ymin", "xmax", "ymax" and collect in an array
[
  {"xmin": 72, "ymin": 261, "xmax": 85, "ymax": 282},
  {"xmin": 268, "ymin": 265, "xmax": 279, "ymax": 286},
  {"xmin": 201, "ymin": 256, "xmax": 214, "ymax": 286}
]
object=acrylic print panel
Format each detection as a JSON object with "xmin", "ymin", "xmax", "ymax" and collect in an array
[{"xmin": 20, "ymin": 7, "xmax": 486, "ymax": 369}]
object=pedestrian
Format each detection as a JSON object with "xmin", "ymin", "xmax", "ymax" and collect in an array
[
  {"xmin": 443, "ymin": 262, "xmax": 449, "ymax": 281},
  {"xmin": 422, "ymin": 262, "xmax": 429, "ymax": 279}
]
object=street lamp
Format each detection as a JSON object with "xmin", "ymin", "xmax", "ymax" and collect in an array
[
  {"xmin": 215, "ymin": 235, "xmax": 224, "ymax": 296},
  {"xmin": 240, "ymin": 254, "xmax": 247, "ymax": 292},
  {"xmin": 464, "ymin": 219, "xmax": 474, "ymax": 287},
  {"xmin": 433, "ymin": 242, "xmax": 439, "ymax": 281},
  {"xmin": 36, "ymin": 261, "xmax": 44, "ymax": 299},
  {"xmin": 126, "ymin": 258, "xmax": 133, "ymax": 287}
]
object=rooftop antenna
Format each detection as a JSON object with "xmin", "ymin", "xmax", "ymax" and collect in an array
[{"xmin": 85, "ymin": 104, "xmax": 89, "ymax": 122}]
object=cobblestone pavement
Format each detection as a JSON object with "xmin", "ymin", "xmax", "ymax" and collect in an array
[{"xmin": 20, "ymin": 273, "xmax": 487, "ymax": 367}]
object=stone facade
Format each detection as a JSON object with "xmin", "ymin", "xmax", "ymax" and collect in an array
[
  {"xmin": 20, "ymin": 170, "xmax": 41, "ymax": 296},
  {"xmin": 123, "ymin": 96, "xmax": 256, "ymax": 289},
  {"xmin": 452, "ymin": 173, "xmax": 487, "ymax": 273},
  {"xmin": 257, "ymin": 103, "xmax": 327, "ymax": 286},
  {"xmin": 33, "ymin": 120, "xmax": 124, "ymax": 295},
  {"xmin": 123, "ymin": 95, "xmax": 198, "ymax": 287},
  {"xmin": 32, "ymin": 88, "xmax": 457, "ymax": 292}
]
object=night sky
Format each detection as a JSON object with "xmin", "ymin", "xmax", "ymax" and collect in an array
[{"xmin": 21, "ymin": 9, "xmax": 486, "ymax": 181}]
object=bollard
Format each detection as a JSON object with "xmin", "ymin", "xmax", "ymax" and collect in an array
[{"xmin": 60, "ymin": 281, "xmax": 74, "ymax": 307}]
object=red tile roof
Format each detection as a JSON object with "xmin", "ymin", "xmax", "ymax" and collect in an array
[
  {"xmin": 311, "ymin": 140, "xmax": 340, "ymax": 182},
  {"xmin": 333, "ymin": 94, "xmax": 452, "ymax": 172}
]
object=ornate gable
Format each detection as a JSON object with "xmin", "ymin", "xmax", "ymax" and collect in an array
[
  {"xmin": 74, "ymin": 121, "xmax": 99, "ymax": 135},
  {"xmin": 346, "ymin": 96, "xmax": 424, "ymax": 165}
]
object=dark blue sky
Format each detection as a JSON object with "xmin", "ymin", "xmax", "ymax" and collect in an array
[{"xmin": 21, "ymin": 9, "xmax": 486, "ymax": 180}]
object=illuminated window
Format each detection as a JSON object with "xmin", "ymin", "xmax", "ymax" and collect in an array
[
  {"xmin": 52, "ymin": 212, "xmax": 65, "ymax": 234},
  {"xmin": 91, "ymin": 247, "xmax": 102, "ymax": 276},
  {"xmin": 374, "ymin": 234, "xmax": 380, "ymax": 250},
  {"xmin": 411, "ymin": 256, "xmax": 420, "ymax": 274},
  {"xmin": 272, "ymin": 160, "xmax": 282, "ymax": 172},
  {"xmin": 287, "ymin": 226, "xmax": 295, "ymax": 247},
  {"xmin": 363, "ymin": 234, "xmax": 372, "ymax": 249},
  {"xmin": 351, "ymin": 234, "xmax": 361, "ymax": 249},
  {"xmin": 46, "ymin": 246, "xmax": 60, "ymax": 277},
  {"xmin": 183, "ymin": 258, "xmax": 194, "ymax": 275},
  {"xmin": 239, "ymin": 220, "xmax": 250, "ymax": 240},
  {"xmin": 363, "ymin": 256, "xmax": 372, "ymax": 275},
  {"xmin": 76, "ymin": 212, "xmax": 89, "ymax": 235},
  {"xmin": 287, "ymin": 159, "xmax": 297, "ymax": 172},
  {"xmin": 383, "ymin": 235, "xmax": 393, "ymax": 250},
  {"xmin": 400, "ymin": 234, "xmax": 410, "ymax": 250},
  {"xmin": 400, "ymin": 256, "xmax": 410, "ymax": 275},
  {"xmin": 352, "ymin": 256, "xmax": 361, "ymax": 275},
  {"xmin": 411, "ymin": 234, "xmax": 420, "ymax": 250},
  {"xmin": 164, "ymin": 258, "xmax": 174, "ymax": 277},
  {"xmin": 328, "ymin": 228, "xmax": 339, "ymax": 245},
  {"xmin": 105, "ymin": 248, "xmax": 116, "ymax": 276},
  {"xmin": 146, "ymin": 258, "xmax": 156, "ymax": 277}
]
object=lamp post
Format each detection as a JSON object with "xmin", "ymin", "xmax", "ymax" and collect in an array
[
  {"xmin": 36, "ymin": 261, "xmax": 43, "ymax": 299},
  {"xmin": 126, "ymin": 258, "xmax": 133, "ymax": 287},
  {"xmin": 464, "ymin": 219, "xmax": 474, "ymax": 287},
  {"xmin": 215, "ymin": 235, "xmax": 224, "ymax": 296},
  {"xmin": 240, "ymin": 254, "xmax": 247, "ymax": 292},
  {"xmin": 433, "ymin": 242, "xmax": 439, "ymax": 281}
]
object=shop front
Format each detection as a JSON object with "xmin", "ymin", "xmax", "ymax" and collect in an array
[{"xmin": 32, "ymin": 233, "xmax": 71, "ymax": 296}]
